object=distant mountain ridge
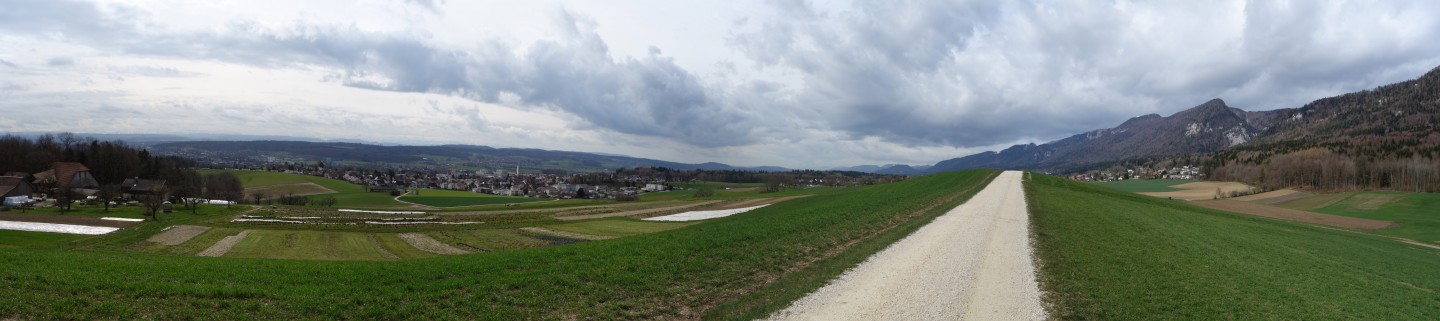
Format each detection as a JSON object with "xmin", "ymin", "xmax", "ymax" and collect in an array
[
  {"xmin": 150, "ymin": 141, "xmax": 791, "ymax": 173},
  {"xmin": 929, "ymin": 98, "xmax": 1287, "ymax": 172},
  {"xmin": 925, "ymin": 64, "xmax": 1440, "ymax": 174}
]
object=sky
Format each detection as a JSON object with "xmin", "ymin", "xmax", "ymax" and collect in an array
[{"xmin": 2, "ymin": 0, "xmax": 1439, "ymax": 169}]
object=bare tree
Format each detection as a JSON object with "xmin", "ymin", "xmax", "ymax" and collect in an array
[{"xmin": 140, "ymin": 184, "xmax": 169, "ymax": 221}]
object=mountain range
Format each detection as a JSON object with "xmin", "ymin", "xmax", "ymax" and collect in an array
[
  {"xmin": 884, "ymin": 65, "xmax": 1440, "ymax": 175},
  {"xmin": 150, "ymin": 141, "xmax": 792, "ymax": 173}
]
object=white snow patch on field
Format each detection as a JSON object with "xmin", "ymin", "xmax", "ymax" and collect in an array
[
  {"xmin": 102, "ymin": 217, "xmax": 145, "ymax": 222},
  {"xmin": 339, "ymin": 209, "xmax": 426, "ymax": 215},
  {"xmin": 0, "ymin": 220, "xmax": 119, "ymax": 235},
  {"xmin": 644, "ymin": 205, "xmax": 770, "ymax": 222}
]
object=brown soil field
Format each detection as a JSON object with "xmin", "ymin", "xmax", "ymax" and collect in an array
[
  {"xmin": 1191, "ymin": 200, "xmax": 1396, "ymax": 231},
  {"xmin": 397, "ymin": 233, "xmax": 467, "ymax": 255},
  {"xmin": 1140, "ymin": 181, "xmax": 1254, "ymax": 201},
  {"xmin": 0, "ymin": 213, "xmax": 141, "ymax": 228},
  {"xmin": 147, "ymin": 225, "xmax": 211, "ymax": 245},
  {"xmin": 1230, "ymin": 189, "xmax": 1313, "ymax": 204},
  {"xmin": 519, "ymin": 227, "xmax": 614, "ymax": 241}
]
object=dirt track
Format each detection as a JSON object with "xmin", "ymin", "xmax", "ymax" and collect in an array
[{"xmin": 766, "ymin": 171, "xmax": 1045, "ymax": 320}]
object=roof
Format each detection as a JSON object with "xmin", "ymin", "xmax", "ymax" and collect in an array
[
  {"xmin": 0, "ymin": 176, "xmax": 25, "ymax": 196},
  {"xmin": 121, "ymin": 178, "xmax": 168, "ymax": 193},
  {"xmin": 34, "ymin": 162, "xmax": 93, "ymax": 188},
  {"xmin": 51, "ymin": 162, "xmax": 91, "ymax": 188}
]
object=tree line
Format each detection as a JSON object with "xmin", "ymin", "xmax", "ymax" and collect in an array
[{"xmin": 0, "ymin": 134, "xmax": 246, "ymax": 217}]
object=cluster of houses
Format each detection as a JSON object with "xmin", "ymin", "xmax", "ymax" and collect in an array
[
  {"xmin": 240, "ymin": 165, "xmax": 672, "ymax": 200},
  {"xmin": 0, "ymin": 162, "xmax": 168, "ymax": 208},
  {"xmin": 1069, "ymin": 165, "xmax": 1204, "ymax": 182}
]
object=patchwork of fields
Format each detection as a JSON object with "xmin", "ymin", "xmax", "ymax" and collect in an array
[
  {"xmin": 3, "ymin": 170, "xmax": 1437, "ymax": 319},
  {"xmin": 0, "ymin": 170, "xmax": 997, "ymax": 319}
]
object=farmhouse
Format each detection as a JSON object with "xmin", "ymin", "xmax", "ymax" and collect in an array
[
  {"xmin": 32, "ymin": 162, "xmax": 99, "ymax": 190},
  {"xmin": 0, "ymin": 176, "xmax": 36, "ymax": 206},
  {"xmin": 121, "ymin": 178, "xmax": 168, "ymax": 199}
]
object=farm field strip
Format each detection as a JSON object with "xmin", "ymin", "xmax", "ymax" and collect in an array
[
  {"xmin": 766, "ymin": 171, "xmax": 1043, "ymax": 320},
  {"xmin": 146, "ymin": 225, "xmax": 211, "ymax": 246},
  {"xmin": 1190, "ymin": 200, "xmax": 1397, "ymax": 230},
  {"xmin": 1027, "ymin": 174, "xmax": 1440, "ymax": 319},
  {"xmin": 0, "ymin": 220, "xmax": 119, "ymax": 235},
  {"xmin": 197, "ymin": 230, "xmax": 251, "ymax": 257},
  {"xmin": 398, "ymin": 232, "xmax": 468, "ymax": 254},
  {"xmin": 644, "ymin": 204, "xmax": 770, "ymax": 221}
]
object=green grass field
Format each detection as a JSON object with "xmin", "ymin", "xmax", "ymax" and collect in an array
[
  {"xmin": 0, "ymin": 170, "xmax": 995, "ymax": 319},
  {"xmin": 0, "ymin": 230, "xmax": 88, "ymax": 249},
  {"xmin": 544, "ymin": 218, "xmax": 696, "ymax": 238},
  {"xmin": 1310, "ymin": 192, "xmax": 1440, "ymax": 244},
  {"xmin": 200, "ymin": 169, "xmax": 413, "ymax": 208},
  {"xmin": 399, "ymin": 188, "xmax": 552, "ymax": 207},
  {"xmin": 1090, "ymin": 179, "xmax": 1189, "ymax": 193},
  {"xmin": 224, "ymin": 230, "xmax": 396, "ymax": 261},
  {"xmin": 1028, "ymin": 174, "xmax": 1440, "ymax": 319}
]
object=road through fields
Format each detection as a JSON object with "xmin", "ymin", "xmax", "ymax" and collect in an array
[{"xmin": 767, "ymin": 171, "xmax": 1045, "ymax": 320}]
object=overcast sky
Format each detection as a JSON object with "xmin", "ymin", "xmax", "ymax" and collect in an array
[{"xmin": 3, "ymin": 0, "xmax": 1439, "ymax": 169}]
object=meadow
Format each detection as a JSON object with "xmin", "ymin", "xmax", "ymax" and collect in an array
[
  {"xmin": 1091, "ymin": 179, "xmax": 1189, "ymax": 193},
  {"xmin": 1309, "ymin": 192, "xmax": 1440, "ymax": 244},
  {"xmin": 1028, "ymin": 174, "xmax": 1440, "ymax": 319},
  {"xmin": 399, "ymin": 188, "xmax": 552, "ymax": 207},
  {"xmin": 199, "ymin": 169, "xmax": 410, "ymax": 208},
  {"xmin": 0, "ymin": 170, "xmax": 996, "ymax": 319}
]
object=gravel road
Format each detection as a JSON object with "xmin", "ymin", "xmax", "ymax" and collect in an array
[{"xmin": 766, "ymin": 171, "xmax": 1045, "ymax": 320}]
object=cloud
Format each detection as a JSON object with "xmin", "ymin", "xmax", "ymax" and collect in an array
[
  {"xmin": 728, "ymin": 0, "xmax": 1440, "ymax": 148},
  {"xmin": 46, "ymin": 56, "xmax": 74, "ymax": 66},
  {"xmin": 402, "ymin": 0, "xmax": 444, "ymax": 15},
  {"xmin": 3, "ymin": 0, "xmax": 1440, "ymax": 168}
]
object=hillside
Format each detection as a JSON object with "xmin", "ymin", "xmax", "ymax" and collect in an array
[
  {"xmin": 151, "ymin": 141, "xmax": 790, "ymax": 173},
  {"xmin": 1207, "ymin": 66, "xmax": 1440, "ymax": 191}
]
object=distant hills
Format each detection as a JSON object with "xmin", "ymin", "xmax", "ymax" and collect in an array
[
  {"xmin": 919, "ymin": 65, "xmax": 1440, "ymax": 182},
  {"xmin": 150, "ymin": 141, "xmax": 792, "ymax": 173},
  {"xmin": 927, "ymin": 98, "xmax": 1286, "ymax": 173},
  {"xmin": 831, "ymin": 164, "xmax": 931, "ymax": 175}
]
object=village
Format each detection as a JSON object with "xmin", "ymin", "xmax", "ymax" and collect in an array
[{"xmin": 1067, "ymin": 165, "xmax": 1205, "ymax": 182}]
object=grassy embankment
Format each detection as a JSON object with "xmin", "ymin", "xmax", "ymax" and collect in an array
[
  {"xmin": 1028, "ymin": 174, "xmax": 1440, "ymax": 319},
  {"xmin": 0, "ymin": 170, "xmax": 996, "ymax": 319}
]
